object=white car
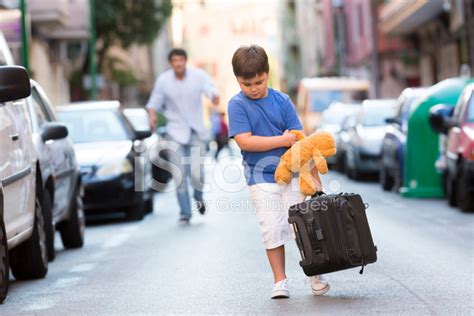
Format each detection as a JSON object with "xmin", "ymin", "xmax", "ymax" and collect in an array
[{"xmin": 0, "ymin": 66, "xmax": 49, "ymax": 303}]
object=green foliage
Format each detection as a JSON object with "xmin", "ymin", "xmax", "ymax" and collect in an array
[
  {"xmin": 106, "ymin": 56, "xmax": 138, "ymax": 87},
  {"xmin": 95, "ymin": 0, "xmax": 173, "ymax": 50}
]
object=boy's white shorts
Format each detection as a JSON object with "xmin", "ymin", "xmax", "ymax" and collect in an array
[{"xmin": 248, "ymin": 178, "xmax": 306, "ymax": 250}]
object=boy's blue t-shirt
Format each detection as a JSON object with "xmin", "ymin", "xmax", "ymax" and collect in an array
[{"xmin": 227, "ymin": 88, "xmax": 303, "ymax": 185}]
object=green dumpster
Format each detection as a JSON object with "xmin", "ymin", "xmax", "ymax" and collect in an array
[{"xmin": 400, "ymin": 77, "xmax": 474, "ymax": 198}]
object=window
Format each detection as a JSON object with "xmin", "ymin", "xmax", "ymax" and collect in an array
[
  {"xmin": 466, "ymin": 94, "xmax": 474, "ymax": 123},
  {"xmin": 31, "ymin": 88, "xmax": 52, "ymax": 123},
  {"xmin": 58, "ymin": 110, "xmax": 130, "ymax": 143}
]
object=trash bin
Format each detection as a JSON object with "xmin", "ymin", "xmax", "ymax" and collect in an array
[{"xmin": 400, "ymin": 77, "xmax": 474, "ymax": 198}]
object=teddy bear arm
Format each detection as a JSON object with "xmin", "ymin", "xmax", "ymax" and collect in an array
[
  {"xmin": 299, "ymin": 163, "xmax": 317, "ymax": 196},
  {"xmin": 274, "ymin": 159, "xmax": 292, "ymax": 184},
  {"xmin": 312, "ymin": 148, "xmax": 328, "ymax": 174}
]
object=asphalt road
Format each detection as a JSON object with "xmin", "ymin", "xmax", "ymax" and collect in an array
[{"xmin": 2, "ymin": 155, "xmax": 473, "ymax": 315}]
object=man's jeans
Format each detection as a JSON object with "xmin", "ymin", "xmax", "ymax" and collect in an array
[{"xmin": 166, "ymin": 132, "xmax": 205, "ymax": 219}]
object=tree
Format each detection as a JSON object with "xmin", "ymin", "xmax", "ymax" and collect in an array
[{"xmin": 94, "ymin": 0, "xmax": 172, "ymax": 72}]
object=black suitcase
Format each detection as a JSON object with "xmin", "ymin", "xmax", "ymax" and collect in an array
[{"xmin": 288, "ymin": 192, "xmax": 377, "ymax": 276}]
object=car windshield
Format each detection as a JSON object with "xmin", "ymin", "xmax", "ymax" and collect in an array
[
  {"xmin": 58, "ymin": 110, "xmax": 129, "ymax": 143},
  {"xmin": 124, "ymin": 110, "xmax": 149, "ymax": 131},
  {"xmin": 321, "ymin": 110, "xmax": 347, "ymax": 125},
  {"xmin": 361, "ymin": 105, "xmax": 398, "ymax": 127},
  {"xmin": 467, "ymin": 95, "xmax": 474, "ymax": 123}
]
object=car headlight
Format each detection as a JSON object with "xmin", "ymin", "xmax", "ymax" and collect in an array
[{"xmin": 96, "ymin": 159, "xmax": 133, "ymax": 178}]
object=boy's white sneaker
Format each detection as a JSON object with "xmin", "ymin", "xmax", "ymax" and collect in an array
[
  {"xmin": 271, "ymin": 278, "xmax": 290, "ymax": 299},
  {"xmin": 310, "ymin": 275, "xmax": 330, "ymax": 296}
]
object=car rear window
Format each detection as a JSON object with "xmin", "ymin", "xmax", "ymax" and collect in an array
[
  {"xmin": 467, "ymin": 95, "xmax": 474, "ymax": 123},
  {"xmin": 58, "ymin": 110, "xmax": 130, "ymax": 143}
]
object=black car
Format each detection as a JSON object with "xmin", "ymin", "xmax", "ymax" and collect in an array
[
  {"xmin": 57, "ymin": 101, "xmax": 153, "ymax": 221},
  {"xmin": 380, "ymin": 87, "xmax": 427, "ymax": 191},
  {"xmin": 123, "ymin": 108, "xmax": 172, "ymax": 186},
  {"xmin": 27, "ymin": 80, "xmax": 85, "ymax": 261}
]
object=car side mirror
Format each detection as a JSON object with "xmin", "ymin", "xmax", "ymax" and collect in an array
[
  {"xmin": 0, "ymin": 66, "xmax": 31, "ymax": 103},
  {"xmin": 385, "ymin": 117, "xmax": 401, "ymax": 125},
  {"xmin": 135, "ymin": 130, "xmax": 152, "ymax": 140},
  {"xmin": 41, "ymin": 122, "xmax": 69, "ymax": 142},
  {"xmin": 429, "ymin": 104, "xmax": 455, "ymax": 135}
]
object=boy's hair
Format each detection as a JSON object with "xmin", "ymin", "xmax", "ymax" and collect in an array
[
  {"xmin": 168, "ymin": 48, "xmax": 187, "ymax": 61},
  {"xmin": 232, "ymin": 45, "xmax": 269, "ymax": 79}
]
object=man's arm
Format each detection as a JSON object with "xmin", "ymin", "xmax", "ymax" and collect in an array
[
  {"xmin": 234, "ymin": 130, "xmax": 297, "ymax": 152},
  {"xmin": 146, "ymin": 77, "xmax": 165, "ymax": 130},
  {"xmin": 201, "ymin": 71, "xmax": 220, "ymax": 106}
]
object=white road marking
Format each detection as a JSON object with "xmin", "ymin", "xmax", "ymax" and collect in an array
[
  {"xmin": 53, "ymin": 277, "xmax": 82, "ymax": 289},
  {"xmin": 68, "ymin": 263, "xmax": 97, "ymax": 273},
  {"xmin": 121, "ymin": 225, "xmax": 139, "ymax": 233},
  {"xmin": 22, "ymin": 297, "xmax": 56, "ymax": 311},
  {"xmin": 102, "ymin": 233, "xmax": 131, "ymax": 249},
  {"xmin": 91, "ymin": 250, "xmax": 108, "ymax": 260}
]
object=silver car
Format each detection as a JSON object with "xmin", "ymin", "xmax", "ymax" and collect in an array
[{"xmin": 344, "ymin": 99, "xmax": 399, "ymax": 180}]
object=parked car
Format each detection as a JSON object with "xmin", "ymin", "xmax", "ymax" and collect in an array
[
  {"xmin": 335, "ymin": 111, "xmax": 359, "ymax": 173},
  {"xmin": 0, "ymin": 66, "xmax": 49, "ymax": 303},
  {"xmin": 429, "ymin": 84, "xmax": 474, "ymax": 212},
  {"xmin": 296, "ymin": 77, "xmax": 369, "ymax": 134},
  {"xmin": 123, "ymin": 107, "xmax": 172, "ymax": 187},
  {"xmin": 57, "ymin": 101, "xmax": 153, "ymax": 220},
  {"xmin": 27, "ymin": 80, "xmax": 85, "ymax": 261},
  {"xmin": 380, "ymin": 88, "xmax": 427, "ymax": 191},
  {"xmin": 344, "ymin": 99, "xmax": 399, "ymax": 179},
  {"xmin": 319, "ymin": 101, "xmax": 361, "ymax": 168}
]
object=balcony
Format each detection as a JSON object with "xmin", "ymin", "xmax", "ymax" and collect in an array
[
  {"xmin": 29, "ymin": 0, "xmax": 68, "ymax": 27},
  {"xmin": 379, "ymin": 0, "xmax": 445, "ymax": 35},
  {"xmin": 29, "ymin": 0, "xmax": 89, "ymax": 41}
]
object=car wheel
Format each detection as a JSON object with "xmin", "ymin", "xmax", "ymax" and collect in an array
[
  {"xmin": 42, "ymin": 190, "xmax": 55, "ymax": 261},
  {"xmin": 335, "ymin": 153, "xmax": 345, "ymax": 173},
  {"xmin": 380, "ymin": 166, "xmax": 393, "ymax": 191},
  {"xmin": 0, "ymin": 216, "xmax": 9, "ymax": 303},
  {"xmin": 457, "ymin": 167, "xmax": 474, "ymax": 212},
  {"xmin": 59, "ymin": 192, "xmax": 85, "ymax": 249},
  {"xmin": 350, "ymin": 166, "xmax": 361, "ymax": 181},
  {"xmin": 446, "ymin": 172, "xmax": 458, "ymax": 207},
  {"xmin": 127, "ymin": 193, "xmax": 145, "ymax": 221},
  {"xmin": 145, "ymin": 193, "xmax": 154, "ymax": 214},
  {"xmin": 9, "ymin": 198, "xmax": 48, "ymax": 280},
  {"xmin": 344, "ymin": 155, "xmax": 352, "ymax": 178}
]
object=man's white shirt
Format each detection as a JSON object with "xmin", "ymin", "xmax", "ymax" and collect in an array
[{"xmin": 146, "ymin": 66, "xmax": 219, "ymax": 144}]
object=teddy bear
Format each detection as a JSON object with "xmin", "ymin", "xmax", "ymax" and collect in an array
[{"xmin": 274, "ymin": 130, "xmax": 337, "ymax": 196}]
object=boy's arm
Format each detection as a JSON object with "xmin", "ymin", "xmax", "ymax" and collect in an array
[{"xmin": 234, "ymin": 130, "xmax": 296, "ymax": 152}]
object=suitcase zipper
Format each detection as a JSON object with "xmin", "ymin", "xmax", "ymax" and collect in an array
[
  {"xmin": 328, "ymin": 198, "xmax": 349, "ymax": 265},
  {"xmin": 343, "ymin": 196, "xmax": 367, "ymax": 274}
]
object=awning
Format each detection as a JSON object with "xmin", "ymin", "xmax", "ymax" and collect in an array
[{"xmin": 379, "ymin": 0, "xmax": 445, "ymax": 35}]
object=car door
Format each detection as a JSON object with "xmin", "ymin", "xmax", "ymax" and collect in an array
[
  {"xmin": 30, "ymin": 85, "xmax": 74, "ymax": 217},
  {"xmin": 1, "ymin": 98, "xmax": 36, "ymax": 239},
  {"xmin": 447, "ymin": 88, "xmax": 470, "ymax": 162}
]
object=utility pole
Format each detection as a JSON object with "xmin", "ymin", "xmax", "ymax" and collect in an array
[
  {"xmin": 466, "ymin": 0, "xmax": 474, "ymax": 74},
  {"xmin": 88, "ymin": 0, "xmax": 97, "ymax": 100},
  {"xmin": 20, "ymin": 0, "xmax": 29, "ymax": 72},
  {"xmin": 370, "ymin": 0, "xmax": 380, "ymax": 98}
]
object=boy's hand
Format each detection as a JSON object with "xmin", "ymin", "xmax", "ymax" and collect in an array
[{"xmin": 281, "ymin": 130, "xmax": 297, "ymax": 147}]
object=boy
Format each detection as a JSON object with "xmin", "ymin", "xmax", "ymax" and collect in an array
[{"xmin": 227, "ymin": 45, "xmax": 330, "ymax": 299}]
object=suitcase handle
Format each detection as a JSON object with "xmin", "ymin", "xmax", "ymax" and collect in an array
[
  {"xmin": 310, "ymin": 191, "xmax": 325, "ymax": 199},
  {"xmin": 289, "ymin": 216, "xmax": 314, "ymax": 267}
]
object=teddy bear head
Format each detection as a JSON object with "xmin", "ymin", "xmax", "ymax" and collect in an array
[{"xmin": 309, "ymin": 131, "xmax": 337, "ymax": 157}]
